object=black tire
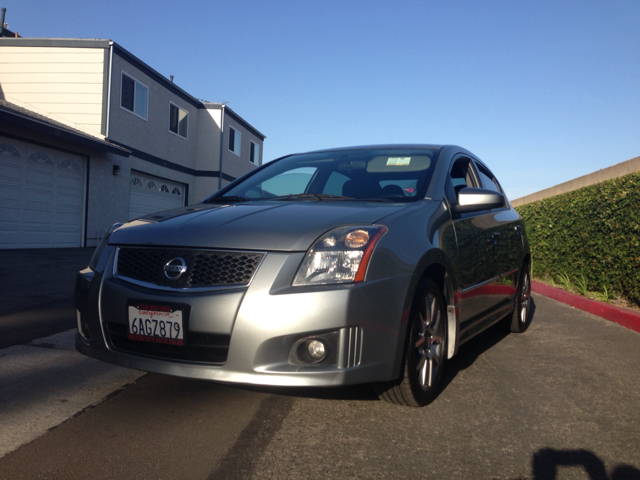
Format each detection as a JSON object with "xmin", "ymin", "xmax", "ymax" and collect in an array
[
  {"xmin": 375, "ymin": 279, "xmax": 447, "ymax": 407},
  {"xmin": 507, "ymin": 263, "xmax": 532, "ymax": 333}
]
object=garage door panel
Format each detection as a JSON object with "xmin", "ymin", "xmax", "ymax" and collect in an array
[
  {"xmin": 54, "ymin": 211, "xmax": 81, "ymax": 226},
  {"xmin": 57, "ymin": 191, "xmax": 84, "ymax": 208},
  {"xmin": 54, "ymin": 232, "xmax": 81, "ymax": 247},
  {"xmin": 129, "ymin": 172, "xmax": 185, "ymax": 221},
  {"xmin": 24, "ymin": 200, "xmax": 55, "ymax": 214},
  {"xmin": 25, "ymin": 184, "xmax": 56, "ymax": 198},
  {"xmin": 0, "ymin": 136, "xmax": 86, "ymax": 248},
  {"xmin": 0, "ymin": 183, "xmax": 21, "ymax": 202},
  {"xmin": 25, "ymin": 167, "xmax": 55, "ymax": 186},
  {"xmin": 23, "ymin": 218, "xmax": 53, "ymax": 231},
  {"xmin": 0, "ymin": 206, "xmax": 21, "ymax": 222},
  {"xmin": 0, "ymin": 162, "xmax": 22, "ymax": 183},
  {"xmin": 23, "ymin": 235, "xmax": 52, "ymax": 248},
  {"xmin": 58, "ymin": 172, "xmax": 83, "ymax": 190},
  {"xmin": 0, "ymin": 229, "xmax": 20, "ymax": 248}
]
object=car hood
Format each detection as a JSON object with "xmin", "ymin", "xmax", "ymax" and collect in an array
[{"xmin": 108, "ymin": 201, "xmax": 409, "ymax": 252}]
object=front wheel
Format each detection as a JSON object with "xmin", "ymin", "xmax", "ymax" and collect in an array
[
  {"xmin": 507, "ymin": 263, "xmax": 532, "ymax": 333},
  {"xmin": 376, "ymin": 279, "xmax": 447, "ymax": 407}
]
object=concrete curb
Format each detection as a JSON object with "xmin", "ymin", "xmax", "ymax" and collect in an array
[{"xmin": 532, "ymin": 281, "xmax": 640, "ymax": 333}]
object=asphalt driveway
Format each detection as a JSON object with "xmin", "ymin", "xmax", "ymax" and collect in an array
[{"xmin": 0, "ymin": 293, "xmax": 638, "ymax": 479}]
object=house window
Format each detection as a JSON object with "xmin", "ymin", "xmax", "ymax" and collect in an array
[
  {"xmin": 121, "ymin": 72, "xmax": 149, "ymax": 119},
  {"xmin": 250, "ymin": 141, "xmax": 260, "ymax": 164},
  {"xmin": 228, "ymin": 126, "xmax": 241, "ymax": 156},
  {"xmin": 169, "ymin": 102, "xmax": 188, "ymax": 138}
]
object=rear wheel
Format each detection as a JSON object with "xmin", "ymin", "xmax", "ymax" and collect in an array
[
  {"xmin": 507, "ymin": 263, "xmax": 532, "ymax": 333},
  {"xmin": 376, "ymin": 279, "xmax": 447, "ymax": 407}
]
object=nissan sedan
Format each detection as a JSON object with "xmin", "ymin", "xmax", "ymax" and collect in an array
[{"xmin": 75, "ymin": 145, "xmax": 532, "ymax": 406}]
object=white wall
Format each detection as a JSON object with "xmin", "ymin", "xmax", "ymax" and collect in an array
[{"xmin": 0, "ymin": 46, "xmax": 106, "ymax": 136}]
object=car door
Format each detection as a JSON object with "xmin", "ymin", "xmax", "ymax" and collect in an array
[
  {"xmin": 446, "ymin": 156, "xmax": 508, "ymax": 341},
  {"xmin": 474, "ymin": 161, "xmax": 522, "ymax": 301}
]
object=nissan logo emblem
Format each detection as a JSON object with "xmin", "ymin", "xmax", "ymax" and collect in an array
[{"xmin": 164, "ymin": 257, "xmax": 187, "ymax": 280}]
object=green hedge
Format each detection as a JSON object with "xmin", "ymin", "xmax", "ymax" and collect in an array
[{"xmin": 515, "ymin": 171, "xmax": 640, "ymax": 307}]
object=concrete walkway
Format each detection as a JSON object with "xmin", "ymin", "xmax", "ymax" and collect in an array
[
  {"xmin": 0, "ymin": 248, "xmax": 144, "ymax": 458},
  {"xmin": 0, "ymin": 329, "xmax": 143, "ymax": 458}
]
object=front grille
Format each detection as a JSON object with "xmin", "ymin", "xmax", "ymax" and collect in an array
[
  {"xmin": 115, "ymin": 247, "xmax": 264, "ymax": 289},
  {"xmin": 106, "ymin": 322, "xmax": 230, "ymax": 364}
]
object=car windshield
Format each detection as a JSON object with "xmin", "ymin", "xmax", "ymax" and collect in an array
[{"xmin": 204, "ymin": 147, "xmax": 441, "ymax": 203}]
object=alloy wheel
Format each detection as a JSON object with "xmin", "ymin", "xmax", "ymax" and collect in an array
[
  {"xmin": 415, "ymin": 293, "xmax": 444, "ymax": 389},
  {"xmin": 520, "ymin": 271, "xmax": 531, "ymax": 324}
]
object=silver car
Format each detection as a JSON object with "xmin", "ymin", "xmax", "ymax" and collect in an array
[{"xmin": 75, "ymin": 145, "xmax": 532, "ymax": 406}]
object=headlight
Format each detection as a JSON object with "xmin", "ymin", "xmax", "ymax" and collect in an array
[
  {"xmin": 89, "ymin": 222, "xmax": 123, "ymax": 271},
  {"xmin": 292, "ymin": 225, "xmax": 388, "ymax": 286}
]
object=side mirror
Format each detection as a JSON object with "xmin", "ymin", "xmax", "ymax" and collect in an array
[{"xmin": 452, "ymin": 187, "xmax": 504, "ymax": 213}]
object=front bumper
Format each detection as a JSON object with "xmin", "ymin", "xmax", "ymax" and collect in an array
[{"xmin": 75, "ymin": 247, "xmax": 411, "ymax": 387}]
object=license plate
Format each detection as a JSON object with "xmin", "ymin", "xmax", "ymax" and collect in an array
[{"xmin": 127, "ymin": 303, "xmax": 185, "ymax": 346}]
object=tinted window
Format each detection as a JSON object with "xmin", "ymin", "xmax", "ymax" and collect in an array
[
  {"xmin": 323, "ymin": 171, "xmax": 350, "ymax": 196},
  {"xmin": 169, "ymin": 103, "xmax": 188, "ymax": 138},
  {"xmin": 208, "ymin": 147, "xmax": 441, "ymax": 203},
  {"xmin": 449, "ymin": 158, "xmax": 478, "ymax": 194},
  {"xmin": 476, "ymin": 163, "xmax": 501, "ymax": 193},
  {"xmin": 121, "ymin": 73, "xmax": 148, "ymax": 119},
  {"xmin": 246, "ymin": 167, "xmax": 317, "ymax": 198},
  {"xmin": 121, "ymin": 75, "xmax": 134, "ymax": 111}
]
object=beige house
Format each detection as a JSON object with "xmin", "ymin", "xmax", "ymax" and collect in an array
[{"xmin": 0, "ymin": 37, "xmax": 265, "ymax": 249}]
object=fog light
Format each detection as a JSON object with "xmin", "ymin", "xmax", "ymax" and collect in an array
[
  {"xmin": 307, "ymin": 339, "xmax": 326, "ymax": 361},
  {"xmin": 289, "ymin": 332, "xmax": 338, "ymax": 366}
]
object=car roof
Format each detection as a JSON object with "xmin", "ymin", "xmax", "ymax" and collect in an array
[{"xmin": 298, "ymin": 144, "xmax": 447, "ymax": 155}]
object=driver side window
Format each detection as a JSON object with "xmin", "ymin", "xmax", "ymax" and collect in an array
[
  {"xmin": 449, "ymin": 158, "xmax": 478, "ymax": 196},
  {"xmin": 476, "ymin": 163, "xmax": 502, "ymax": 194}
]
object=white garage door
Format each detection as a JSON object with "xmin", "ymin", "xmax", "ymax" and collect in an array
[
  {"xmin": 0, "ymin": 137, "xmax": 86, "ymax": 249},
  {"xmin": 129, "ymin": 171, "xmax": 185, "ymax": 220}
]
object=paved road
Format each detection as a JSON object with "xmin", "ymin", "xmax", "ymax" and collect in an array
[{"xmin": 1, "ymin": 294, "xmax": 639, "ymax": 479}]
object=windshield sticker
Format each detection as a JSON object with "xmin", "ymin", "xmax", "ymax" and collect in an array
[{"xmin": 386, "ymin": 157, "xmax": 411, "ymax": 166}]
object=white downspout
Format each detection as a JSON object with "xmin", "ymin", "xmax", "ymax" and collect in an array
[
  {"xmin": 218, "ymin": 105, "xmax": 225, "ymax": 190},
  {"xmin": 105, "ymin": 42, "xmax": 114, "ymax": 139}
]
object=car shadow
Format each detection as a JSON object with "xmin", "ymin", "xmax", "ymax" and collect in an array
[
  {"xmin": 236, "ymin": 382, "xmax": 379, "ymax": 402},
  {"xmin": 435, "ymin": 296, "xmax": 538, "ymax": 399}
]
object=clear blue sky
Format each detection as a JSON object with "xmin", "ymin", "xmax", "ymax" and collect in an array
[{"xmin": 3, "ymin": 0, "xmax": 639, "ymax": 200}]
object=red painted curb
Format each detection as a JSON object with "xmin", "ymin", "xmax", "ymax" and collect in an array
[{"xmin": 531, "ymin": 281, "xmax": 640, "ymax": 333}]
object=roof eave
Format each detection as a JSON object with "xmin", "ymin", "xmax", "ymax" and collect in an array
[{"xmin": 0, "ymin": 107, "xmax": 131, "ymax": 157}]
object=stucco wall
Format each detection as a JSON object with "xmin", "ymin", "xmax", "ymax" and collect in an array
[
  {"xmin": 85, "ymin": 151, "xmax": 129, "ymax": 245},
  {"xmin": 195, "ymin": 107, "xmax": 222, "ymax": 172},
  {"xmin": 0, "ymin": 45, "xmax": 106, "ymax": 136},
  {"xmin": 107, "ymin": 52, "xmax": 200, "ymax": 170},
  {"xmin": 220, "ymin": 111, "xmax": 263, "ymax": 181},
  {"xmin": 512, "ymin": 155, "xmax": 640, "ymax": 207},
  {"xmin": 86, "ymin": 153, "xmax": 200, "ymax": 245}
]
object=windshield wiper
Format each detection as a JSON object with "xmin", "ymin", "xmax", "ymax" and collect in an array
[
  {"xmin": 267, "ymin": 193, "xmax": 355, "ymax": 201},
  {"xmin": 204, "ymin": 195, "xmax": 250, "ymax": 204},
  {"xmin": 350, "ymin": 197, "xmax": 395, "ymax": 202}
]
